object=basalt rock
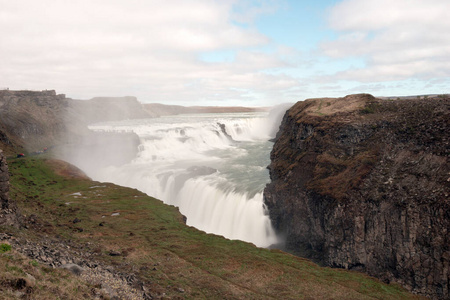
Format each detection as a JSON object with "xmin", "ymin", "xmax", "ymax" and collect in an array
[
  {"xmin": 0, "ymin": 90, "xmax": 152, "ymax": 151},
  {"xmin": 61, "ymin": 263, "xmax": 84, "ymax": 275},
  {"xmin": 0, "ymin": 149, "xmax": 19, "ymax": 227},
  {"xmin": 0, "ymin": 90, "xmax": 144, "ymax": 175},
  {"xmin": 0, "ymin": 90, "xmax": 68, "ymax": 151},
  {"xmin": 264, "ymin": 94, "xmax": 449, "ymax": 299}
]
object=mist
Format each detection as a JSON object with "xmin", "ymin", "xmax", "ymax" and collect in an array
[{"xmin": 58, "ymin": 100, "xmax": 292, "ymax": 247}]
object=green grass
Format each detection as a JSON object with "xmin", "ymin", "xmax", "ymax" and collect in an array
[
  {"xmin": 5, "ymin": 157, "xmax": 422, "ymax": 299},
  {"xmin": 0, "ymin": 243, "xmax": 12, "ymax": 253}
]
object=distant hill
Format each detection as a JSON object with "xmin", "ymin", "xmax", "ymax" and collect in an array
[
  {"xmin": 68, "ymin": 96, "xmax": 158, "ymax": 124},
  {"xmin": 378, "ymin": 94, "xmax": 448, "ymax": 100},
  {"xmin": 143, "ymin": 103, "xmax": 269, "ymax": 116}
]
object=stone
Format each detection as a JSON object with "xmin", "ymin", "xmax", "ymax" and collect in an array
[
  {"xmin": 25, "ymin": 273, "xmax": 36, "ymax": 287},
  {"xmin": 60, "ymin": 263, "xmax": 84, "ymax": 275},
  {"xmin": 109, "ymin": 250, "xmax": 121, "ymax": 256},
  {"xmin": 13, "ymin": 291, "xmax": 25, "ymax": 298}
]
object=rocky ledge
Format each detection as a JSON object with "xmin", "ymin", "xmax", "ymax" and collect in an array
[{"xmin": 264, "ymin": 94, "xmax": 449, "ymax": 299}]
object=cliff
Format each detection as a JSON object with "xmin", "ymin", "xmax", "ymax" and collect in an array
[
  {"xmin": 0, "ymin": 90, "xmax": 68, "ymax": 152},
  {"xmin": 0, "ymin": 150, "xmax": 19, "ymax": 227},
  {"xmin": 0, "ymin": 90, "xmax": 143, "ymax": 177},
  {"xmin": 264, "ymin": 94, "xmax": 449, "ymax": 299}
]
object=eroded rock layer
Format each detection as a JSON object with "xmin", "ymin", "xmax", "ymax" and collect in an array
[{"xmin": 264, "ymin": 94, "xmax": 449, "ymax": 299}]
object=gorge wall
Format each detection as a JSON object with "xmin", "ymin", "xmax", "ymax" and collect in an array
[
  {"xmin": 264, "ymin": 94, "xmax": 449, "ymax": 299},
  {"xmin": 0, "ymin": 149, "xmax": 19, "ymax": 227},
  {"xmin": 0, "ymin": 90, "xmax": 68, "ymax": 152},
  {"xmin": 0, "ymin": 90, "xmax": 143, "ymax": 172}
]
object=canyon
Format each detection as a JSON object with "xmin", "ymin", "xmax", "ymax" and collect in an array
[{"xmin": 0, "ymin": 89, "xmax": 448, "ymax": 298}]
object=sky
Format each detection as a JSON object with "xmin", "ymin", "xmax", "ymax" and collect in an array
[{"xmin": 1, "ymin": 0, "xmax": 449, "ymax": 106}]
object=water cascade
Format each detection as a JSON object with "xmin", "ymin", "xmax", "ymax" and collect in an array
[{"xmin": 84, "ymin": 111, "xmax": 287, "ymax": 247}]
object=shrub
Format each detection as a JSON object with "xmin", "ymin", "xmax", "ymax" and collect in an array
[
  {"xmin": 30, "ymin": 260, "xmax": 39, "ymax": 267},
  {"xmin": 360, "ymin": 107, "xmax": 374, "ymax": 114},
  {"xmin": 360, "ymin": 102, "xmax": 382, "ymax": 114},
  {"xmin": 0, "ymin": 243, "xmax": 12, "ymax": 253}
]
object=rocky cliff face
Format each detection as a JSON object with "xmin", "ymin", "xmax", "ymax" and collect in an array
[
  {"xmin": 264, "ymin": 94, "xmax": 449, "ymax": 299},
  {"xmin": 0, "ymin": 90, "xmax": 68, "ymax": 151},
  {"xmin": 0, "ymin": 90, "xmax": 144, "ymax": 182},
  {"xmin": 0, "ymin": 149, "xmax": 19, "ymax": 227}
]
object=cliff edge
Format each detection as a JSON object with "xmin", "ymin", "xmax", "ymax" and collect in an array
[{"xmin": 264, "ymin": 94, "xmax": 449, "ymax": 299}]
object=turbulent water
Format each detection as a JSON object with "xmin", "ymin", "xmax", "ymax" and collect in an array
[{"xmin": 87, "ymin": 111, "xmax": 284, "ymax": 247}]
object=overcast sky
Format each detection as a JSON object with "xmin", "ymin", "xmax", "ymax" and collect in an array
[{"xmin": 1, "ymin": 0, "xmax": 449, "ymax": 106}]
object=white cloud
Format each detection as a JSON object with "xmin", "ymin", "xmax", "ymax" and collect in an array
[
  {"xmin": 231, "ymin": 0, "xmax": 283, "ymax": 23},
  {"xmin": 0, "ymin": 0, "xmax": 297, "ymax": 105},
  {"xmin": 322, "ymin": 0, "xmax": 450, "ymax": 83},
  {"xmin": 329, "ymin": 0, "xmax": 450, "ymax": 31}
]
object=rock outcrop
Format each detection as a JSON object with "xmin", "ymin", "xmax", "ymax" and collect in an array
[
  {"xmin": 0, "ymin": 90, "xmax": 154, "ymax": 151},
  {"xmin": 264, "ymin": 94, "xmax": 449, "ymax": 299},
  {"xmin": 0, "ymin": 91, "xmax": 145, "ymax": 173},
  {"xmin": 0, "ymin": 90, "xmax": 68, "ymax": 151},
  {"xmin": 0, "ymin": 150, "xmax": 19, "ymax": 227}
]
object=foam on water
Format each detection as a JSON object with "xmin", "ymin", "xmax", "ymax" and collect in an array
[{"xmin": 87, "ymin": 111, "xmax": 285, "ymax": 247}]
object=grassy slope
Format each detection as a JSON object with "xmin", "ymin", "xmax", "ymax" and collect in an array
[
  {"xmin": 0, "ymin": 249, "xmax": 95, "ymax": 299},
  {"xmin": 2, "ymin": 157, "xmax": 421, "ymax": 299}
]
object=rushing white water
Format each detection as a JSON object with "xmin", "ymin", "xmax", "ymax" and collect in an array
[{"xmin": 86, "ymin": 111, "xmax": 284, "ymax": 247}]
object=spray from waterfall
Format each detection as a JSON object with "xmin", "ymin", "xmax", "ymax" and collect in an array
[{"xmin": 64, "ymin": 107, "xmax": 292, "ymax": 247}]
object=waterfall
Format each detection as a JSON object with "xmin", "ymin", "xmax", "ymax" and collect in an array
[{"xmin": 82, "ymin": 111, "xmax": 288, "ymax": 247}]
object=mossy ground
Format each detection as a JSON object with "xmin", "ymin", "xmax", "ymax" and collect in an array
[{"xmin": 2, "ymin": 156, "xmax": 422, "ymax": 299}]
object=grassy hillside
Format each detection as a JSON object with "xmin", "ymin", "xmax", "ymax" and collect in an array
[
  {"xmin": 1, "ymin": 156, "xmax": 421, "ymax": 299},
  {"xmin": 0, "ymin": 248, "xmax": 95, "ymax": 299}
]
